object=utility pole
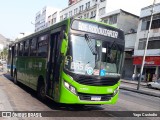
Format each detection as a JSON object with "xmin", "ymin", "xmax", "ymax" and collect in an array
[
  {"xmin": 137, "ymin": 0, "xmax": 156, "ymax": 90},
  {"xmin": 95, "ymin": 0, "xmax": 100, "ymax": 21}
]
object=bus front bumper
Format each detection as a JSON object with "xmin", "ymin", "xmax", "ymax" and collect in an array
[{"xmin": 59, "ymin": 83, "xmax": 119, "ymax": 105}]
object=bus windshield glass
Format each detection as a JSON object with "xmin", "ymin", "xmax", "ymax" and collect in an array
[{"xmin": 64, "ymin": 34, "xmax": 123, "ymax": 76}]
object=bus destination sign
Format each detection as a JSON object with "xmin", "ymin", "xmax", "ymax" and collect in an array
[{"xmin": 72, "ymin": 20, "xmax": 119, "ymax": 39}]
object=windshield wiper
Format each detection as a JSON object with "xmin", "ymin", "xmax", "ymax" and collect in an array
[{"xmin": 84, "ymin": 34, "xmax": 97, "ymax": 55}]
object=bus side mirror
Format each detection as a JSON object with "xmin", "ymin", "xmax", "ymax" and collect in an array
[{"xmin": 61, "ymin": 33, "xmax": 68, "ymax": 54}]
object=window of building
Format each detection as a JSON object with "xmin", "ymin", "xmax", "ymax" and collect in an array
[
  {"xmin": 79, "ymin": 5, "xmax": 84, "ymax": 13},
  {"xmin": 151, "ymin": 19, "xmax": 160, "ymax": 29},
  {"xmin": 60, "ymin": 15, "xmax": 63, "ymax": 21},
  {"xmin": 85, "ymin": 3, "xmax": 87, "ymax": 10},
  {"xmin": 53, "ymin": 18, "xmax": 56, "ymax": 24},
  {"xmin": 24, "ymin": 40, "xmax": 29, "ymax": 56},
  {"xmin": 79, "ymin": 6, "xmax": 81, "ymax": 13},
  {"xmin": 90, "ymin": 11, "xmax": 96, "ymax": 18},
  {"xmin": 69, "ymin": 11, "xmax": 72, "ymax": 17},
  {"xmin": 74, "ymin": 8, "xmax": 78, "ymax": 15},
  {"xmin": 30, "ymin": 38, "xmax": 37, "ymax": 56},
  {"xmin": 86, "ymin": 12, "xmax": 89, "ymax": 18},
  {"xmin": 99, "ymin": 7, "xmax": 105, "ymax": 16},
  {"xmin": 91, "ymin": 11, "xmax": 93, "ymax": 18},
  {"xmin": 86, "ymin": 2, "xmax": 90, "ymax": 10},
  {"xmin": 94, "ymin": 10, "xmax": 96, "ymax": 16},
  {"xmin": 51, "ymin": 19, "xmax": 54, "ymax": 24},
  {"xmin": 76, "ymin": 8, "xmax": 78, "ymax": 14},
  {"xmin": 74, "ymin": 9, "xmax": 76, "ymax": 15},
  {"xmin": 138, "ymin": 37, "xmax": 160, "ymax": 50},
  {"xmin": 82, "ymin": 5, "xmax": 84, "ymax": 11},
  {"xmin": 38, "ymin": 34, "xmax": 48, "ymax": 57},
  {"xmin": 138, "ymin": 40, "xmax": 146, "ymax": 50},
  {"xmin": 64, "ymin": 13, "xmax": 68, "ymax": 19},
  {"xmin": 103, "ymin": 18, "xmax": 109, "ymax": 24},
  {"xmin": 141, "ymin": 14, "xmax": 160, "ymax": 30},
  {"xmin": 109, "ymin": 15, "xmax": 118, "ymax": 24}
]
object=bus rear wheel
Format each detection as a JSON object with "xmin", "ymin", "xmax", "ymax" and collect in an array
[{"xmin": 37, "ymin": 82, "xmax": 46, "ymax": 101}]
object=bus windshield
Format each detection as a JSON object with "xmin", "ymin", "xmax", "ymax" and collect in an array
[{"xmin": 64, "ymin": 34, "xmax": 123, "ymax": 76}]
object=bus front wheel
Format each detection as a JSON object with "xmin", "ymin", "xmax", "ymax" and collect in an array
[{"xmin": 37, "ymin": 81, "xmax": 46, "ymax": 101}]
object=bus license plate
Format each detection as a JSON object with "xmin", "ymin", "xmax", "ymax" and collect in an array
[{"xmin": 91, "ymin": 96, "xmax": 101, "ymax": 101}]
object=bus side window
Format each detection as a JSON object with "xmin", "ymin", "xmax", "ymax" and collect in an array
[
  {"xmin": 24, "ymin": 40, "xmax": 29, "ymax": 56},
  {"xmin": 37, "ymin": 34, "xmax": 48, "ymax": 57},
  {"xmin": 30, "ymin": 38, "xmax": 37, "ymax": 56},
  {"xmin": 19, "ymin": 42, "xmax": 23, "ymax": 56}
]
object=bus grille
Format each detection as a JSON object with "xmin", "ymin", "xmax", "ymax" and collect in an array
[
  {"xmin": 75, "ymin": 76, "xmax": 119, "ymax": 86},
  {"xmin": 78, "ymin": 93, "xmax": 113, "ymax": 101}
]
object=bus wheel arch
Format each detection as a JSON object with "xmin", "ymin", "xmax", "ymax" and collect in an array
[{"xmin": 37, "ymin": 75, "xmax": 46, "ymax": 101}]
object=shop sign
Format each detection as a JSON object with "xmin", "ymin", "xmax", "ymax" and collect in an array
[{"xmin": 133, "ymin": 56, "xmax": 160, "ymax": 66}]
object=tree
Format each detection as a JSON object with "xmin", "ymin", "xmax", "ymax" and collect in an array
[{"xmin": 0, "ymin": 47, "xmax": 8, "ymax": 60}]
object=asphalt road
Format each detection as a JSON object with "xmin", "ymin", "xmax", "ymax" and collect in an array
[{"xmin": 0, "ymin": 74, "xmax": 159, "ymax": 120}]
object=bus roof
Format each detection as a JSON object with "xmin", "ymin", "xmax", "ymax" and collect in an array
[{"xmin": 12, "ymin": 17, "xmax": 124, "ymax": 44}]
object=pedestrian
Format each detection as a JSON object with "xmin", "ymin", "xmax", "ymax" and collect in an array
[{"xmin": 147, "ymin": 73, "xmax": 150, "ymax": 82}]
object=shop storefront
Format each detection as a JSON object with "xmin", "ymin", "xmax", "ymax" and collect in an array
[{"xmin": 133, "ymin": 56, "xmax": 160, "ymax": 82}]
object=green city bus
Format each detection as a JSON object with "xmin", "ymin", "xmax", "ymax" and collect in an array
[{"xmin": 8, "ymin": 18, "xmax": 125, "ymax": 105}]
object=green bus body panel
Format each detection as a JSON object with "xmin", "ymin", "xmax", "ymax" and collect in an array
[{"xmin": 15, "ymin": 57, "xmax": 47, "ymax": 90}]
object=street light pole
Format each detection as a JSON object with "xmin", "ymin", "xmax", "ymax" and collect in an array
[
  {"xmin": 95, "ymin": 0, "xmax": 100, "ymax": 21},
  {"xmin": 137, "ymin": 0, "xmax": 156, "ymax": 90}
]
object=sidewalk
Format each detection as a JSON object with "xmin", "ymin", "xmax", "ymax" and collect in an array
[{"xmin": 120, "ymin": 79, "xmax": 160, "ymax": 98}]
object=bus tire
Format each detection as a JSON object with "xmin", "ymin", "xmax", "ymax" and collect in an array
[
  {"xmin": 13, "ymin": 70, "xmax": 17, "ymax": 84},
  {"xmin": 37, "ymin": 80, "xmax": 46, "ymax": 101}
]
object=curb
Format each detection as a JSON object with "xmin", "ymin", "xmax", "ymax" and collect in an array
[
  {"xmin": 120, "ymin": 86, "xmax": 160, "ymax": 98},
  {"xmin": 121, "ymin": 80, "xmax": 147, "ymax": 86}
]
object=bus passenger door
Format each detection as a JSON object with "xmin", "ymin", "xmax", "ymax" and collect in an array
[{"xmin": 46, "ymin": 32, "xmax": 60, "ymax": 98}]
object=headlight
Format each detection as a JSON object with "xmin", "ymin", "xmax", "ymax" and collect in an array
[
  {"xmin": 64, "ymin": 81, "xmax": 77, "ymax": 95},
  {"xmin": 113, "ymin": 86, "xmax": 119, "ymax": 96}
]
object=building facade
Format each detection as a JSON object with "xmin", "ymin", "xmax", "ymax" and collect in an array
[
  {"xmin": 35, "ymin": 6, "xmax": 58, "ymax": 32},
  {"xmin": 35, "ymin": 0, "xmax": 107, "ymax": 32},
  {"xmin": 47, "ymin": 10, "xmax": 60, "ymax": 27},
  {"xmin": 60, "ymin": 0, "xmax": 107, "ymax": 21},
  {"xmin": 133, "ymin": 3, "xmax": 160, "ymax": 82},
  {"xmin": 101, "ymin": 9, "xmax": 139, "ymax": 79}
]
